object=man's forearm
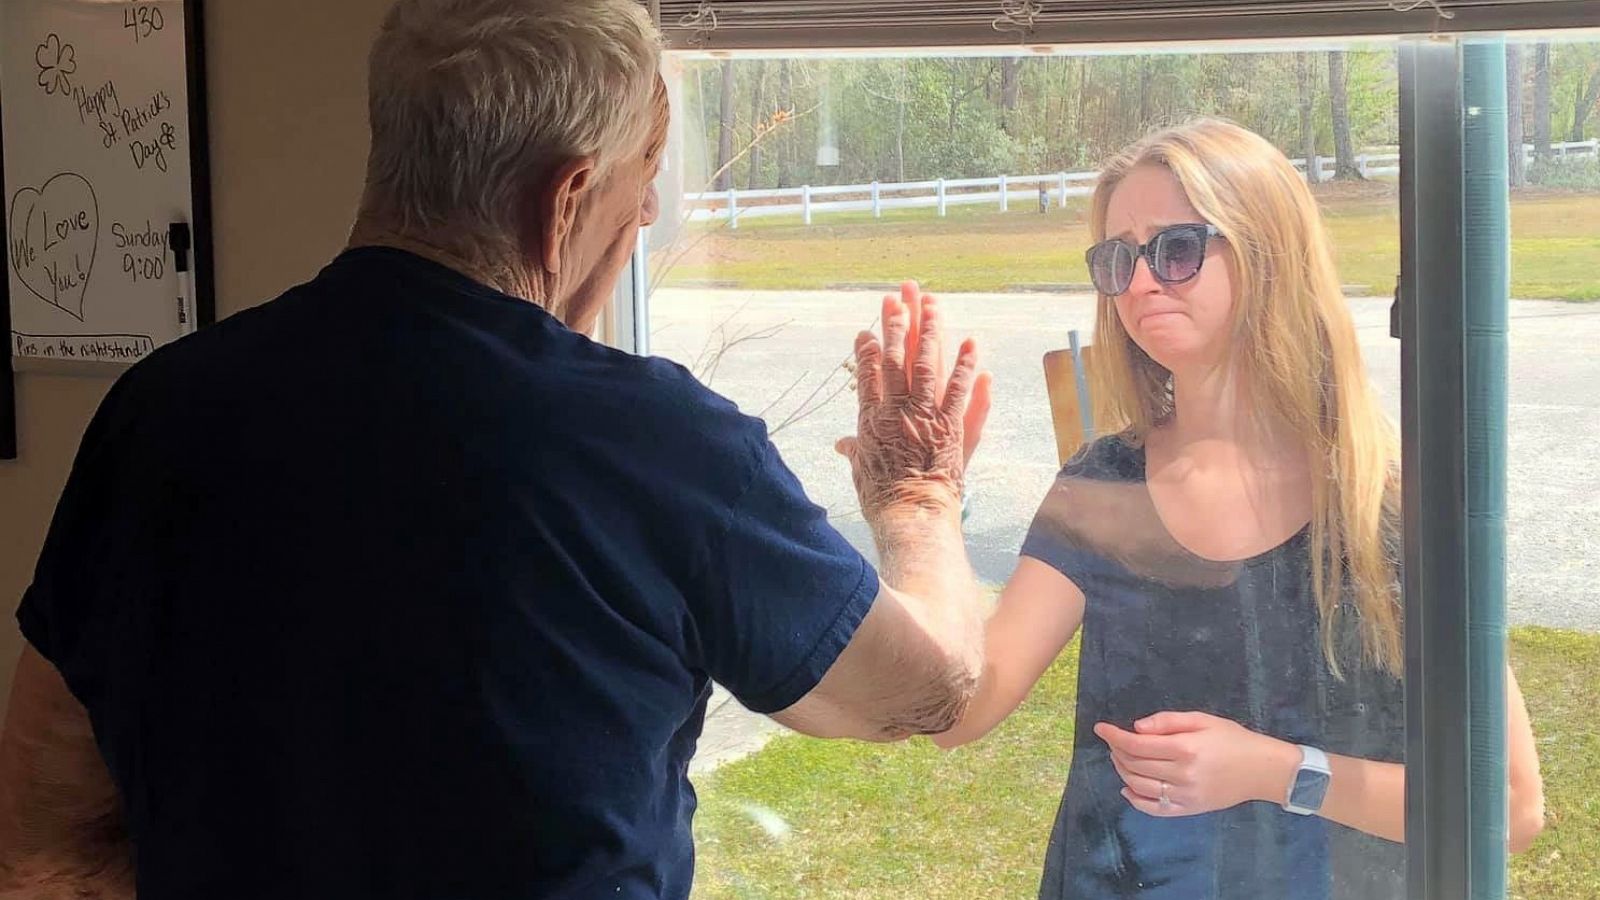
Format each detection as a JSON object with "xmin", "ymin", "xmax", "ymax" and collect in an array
[
  {"xmin": 0, "ymin": 647, "xmax": 134, "ymax": 899},
  {"xmin": 827, "ymin": 282, "xmax": 988, "ymax": 739},
  {"xmin": 871, "ymin": 501, "xmax": 985, "ymax": 729},
  {"xmin": 875, "ymin": 503, "xmax": 980, "ymax": 623},
  {"xmin": 0, "ymin": 863, "xmax": 135, "ymax": 900}
]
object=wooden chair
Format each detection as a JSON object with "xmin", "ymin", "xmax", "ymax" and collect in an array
[{"xmin": 1042, "ymin": 330, "xmax": 1096, "ymax": 466}]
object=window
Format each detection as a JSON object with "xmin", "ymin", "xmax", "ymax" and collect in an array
[
  {"xmin": 629, "ymin": 32, "xmax": 1597, "ymax": 900},
  {"xmin": 1492, "ymin": 32, "xmax": 1600, "ymax": 900}
]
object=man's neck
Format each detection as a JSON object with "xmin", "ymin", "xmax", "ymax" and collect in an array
[{"xmin": 346, "ymin": 215, "xmax": 546, "ymax": 309}]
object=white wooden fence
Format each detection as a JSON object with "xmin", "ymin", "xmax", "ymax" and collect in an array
[{"xmin": 685, "ymin": 139, "xmax": 1600, "ymax": 228}]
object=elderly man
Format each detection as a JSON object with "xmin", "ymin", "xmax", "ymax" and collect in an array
[{"xmin": 0, "ymin": 1, "xmax": 993, "ymax": 898}]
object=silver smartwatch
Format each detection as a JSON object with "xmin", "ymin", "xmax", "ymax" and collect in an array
[{"xmin": 1283, "ymin": 745, "xmax": 1332, "ymax": 816}]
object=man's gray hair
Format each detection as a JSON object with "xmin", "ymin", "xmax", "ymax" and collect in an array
[{"xmin": 365, "ymin": 0, "xmax": 661, "ymax": 235}]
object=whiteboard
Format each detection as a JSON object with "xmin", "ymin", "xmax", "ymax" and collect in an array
[{"xmin": 2, "ymin": 0, "xmax": 211, "ymax": 369}]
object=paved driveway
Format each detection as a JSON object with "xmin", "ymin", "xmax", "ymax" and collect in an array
[{"xmin": 653, "ymin": 288, "xmax": 1600, "ymax": 632}]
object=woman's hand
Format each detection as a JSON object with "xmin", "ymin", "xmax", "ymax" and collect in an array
[
  {"xmin": 1095, "ymin": 711, "xmax": 1300, "ymax": 818},
  {"xmin": 836, "ymin": 281, "xmax": 992, "ymax": 518}
]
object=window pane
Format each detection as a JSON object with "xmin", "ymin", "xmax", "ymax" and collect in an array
[
  {"xmin": 1500, "ymin": 33, "xmax": 1600, "ymax": 900},
  {"xmin": 649, "ymin": 44, "xmax": 1417, "ymax": 900}
]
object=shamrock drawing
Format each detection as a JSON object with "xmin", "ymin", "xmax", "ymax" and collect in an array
[{"xmin": 35, "ymin": 33, "xmax": 76, "ymax": 96}]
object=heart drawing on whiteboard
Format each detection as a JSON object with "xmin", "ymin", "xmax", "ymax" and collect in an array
[{"xmin": 7, "ymin": 173, "xmax": 100, "ymax": 321}]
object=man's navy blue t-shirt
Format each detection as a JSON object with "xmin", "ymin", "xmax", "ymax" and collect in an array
[{"xmin": 18, "ymin": 247, "xmax": 879, "ymax": 899}]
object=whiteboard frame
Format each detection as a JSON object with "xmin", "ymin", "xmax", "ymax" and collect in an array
[
  {"xmin": 183, "ymin": 0, "xmax": 215, "ymax": 332},
  {"xmin": 1, "ymin": 0, "xmax": 216, "ymax": 378},
  {"xmin": 0, "ymin": 87, "xmax": 12, "ymax": 457},
  {"xmin": 0, "ymin": 117, "xmax": 11, "ymax": 457}
]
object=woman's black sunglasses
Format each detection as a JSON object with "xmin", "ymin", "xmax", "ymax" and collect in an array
[{"xmin": 1085, "ymin": 223, "xmax": 1224, "ymax": 296}]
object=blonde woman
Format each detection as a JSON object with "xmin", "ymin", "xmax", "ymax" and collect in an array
[{"xmin": 929, "ymin": 120, "xmax": 1545, "ymax": 899}]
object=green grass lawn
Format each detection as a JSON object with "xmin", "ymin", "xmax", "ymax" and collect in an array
[
  {"xmin": 655, "ymin": 187, "xmax": 1600, "ymax": 301},
  {"xmin": 690, "ymin": 627, "xmax": 1600, "ymax": 899}
]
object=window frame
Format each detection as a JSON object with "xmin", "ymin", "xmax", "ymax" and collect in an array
[
  {"xmin": 652, "ymin": 1, "xmax": 1600, "ymax": 51},
  {"xmin": 1399, "ymin": 38, "xmax": 1476, "ymax": 900}
]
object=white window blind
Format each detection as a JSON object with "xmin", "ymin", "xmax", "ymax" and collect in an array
[{"xmin": 655, "ymin": 0, "xmax": 1599, "ymax": 50}]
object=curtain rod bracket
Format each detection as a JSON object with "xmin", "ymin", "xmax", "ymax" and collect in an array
[
  {"xmin": 1388, "ymin": 0, "xmax": 1457, "ymax": 36},
  {"xmin": 679, "ymin": 0, "xmax": 718, "ymax": 47},
  {"xmin": 993, "ymin": 0, "xmax": 1045, "ymax": 43}
]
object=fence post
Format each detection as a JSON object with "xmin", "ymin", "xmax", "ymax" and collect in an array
[
  {"xmin": 999, "ymin": 174, "xmax": 1009, "ymax": 213},
  {"xmin": 1058, "ymin": 172, "xmax": 1068, "ymax": 207},
  {"xmin": 871, "ymin": 181, "xmax": 881, "ymax": 218},
  {"xmin": 1358, "ymin": 154, "xmax": 1369, "ymax": 178},
  {"xmin": 802, "ymin": 185, "xmax": 812, "ymax": 226},
  {"xmin": 728, "ymin": 187, "xmax": 738, "ymax": 230},
  {"xmin": 937, "ymin": 178, "xmax": 947, "ymax": 217}
]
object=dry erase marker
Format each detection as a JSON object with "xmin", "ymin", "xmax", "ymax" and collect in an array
[{"xmin": 169, "ymin": 222, "xmax": 194, "ymax": 335}]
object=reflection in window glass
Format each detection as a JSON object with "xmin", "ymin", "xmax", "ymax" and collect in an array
[
  {"xmin": 1499, "ymin": 34, "xmax": 1600, "ymax": 900},
  {"xmin": 1017, "ymin": 116, "xmax": 1410, "ymax": 900},
  {"xmin": 643, "ymin": 42, "xmax": 1581, "ymax": 900}
]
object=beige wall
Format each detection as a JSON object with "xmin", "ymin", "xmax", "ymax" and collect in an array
[{"xmin": 0, "ymin": 0, "xmax": 395, "ymax": 719}]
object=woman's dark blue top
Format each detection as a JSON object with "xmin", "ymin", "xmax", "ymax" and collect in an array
[{"xmin": 1020, "ymin": 435, "xmax": 1405, "ymax": 900}]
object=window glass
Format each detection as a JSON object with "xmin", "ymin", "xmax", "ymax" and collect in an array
[
  {"xmin": 1497, "ymin": 33, "xmax": 1600, "ymax": 900},
  {"xmin": 634, "ymin": 42, "xmax": 1577, "ymax": 900}
]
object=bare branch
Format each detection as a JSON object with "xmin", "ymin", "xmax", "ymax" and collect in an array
[
  {"xmin": 756, "ymin": 370, "xmax": 812, "ymax": 419},
  {"xmin": 699, "ymin": 321, "xmax": 789, "ymax": 386},
  {"xmin": 769, "ymin": 364, "xmax": 853, "ymax": 436},
  {"xmin": 695, "ymin": 101, "xmax": 821, "ymax": 219},
  {"xmin": 763, "ymin": 347, "xmax": 852, "ymax": 436}
]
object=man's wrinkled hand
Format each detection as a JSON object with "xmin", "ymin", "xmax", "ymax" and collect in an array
[{"xmin": 836, "ymin": 281, "xmax": 992, "ymax": 520}]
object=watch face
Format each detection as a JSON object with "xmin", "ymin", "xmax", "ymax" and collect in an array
[{"xmin": 1291, "ymin": 769, "xmax": 1332, "ymax": 812}]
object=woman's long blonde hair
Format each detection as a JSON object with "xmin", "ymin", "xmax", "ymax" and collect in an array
[{"xmin": 1088, "ymin": 119, "xmax": 1403, "ymax": 677}]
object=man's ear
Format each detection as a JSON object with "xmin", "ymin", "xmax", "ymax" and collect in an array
[{"xmin": 531, "ymin": 156, "xmax": 599, "ymax": 275}]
